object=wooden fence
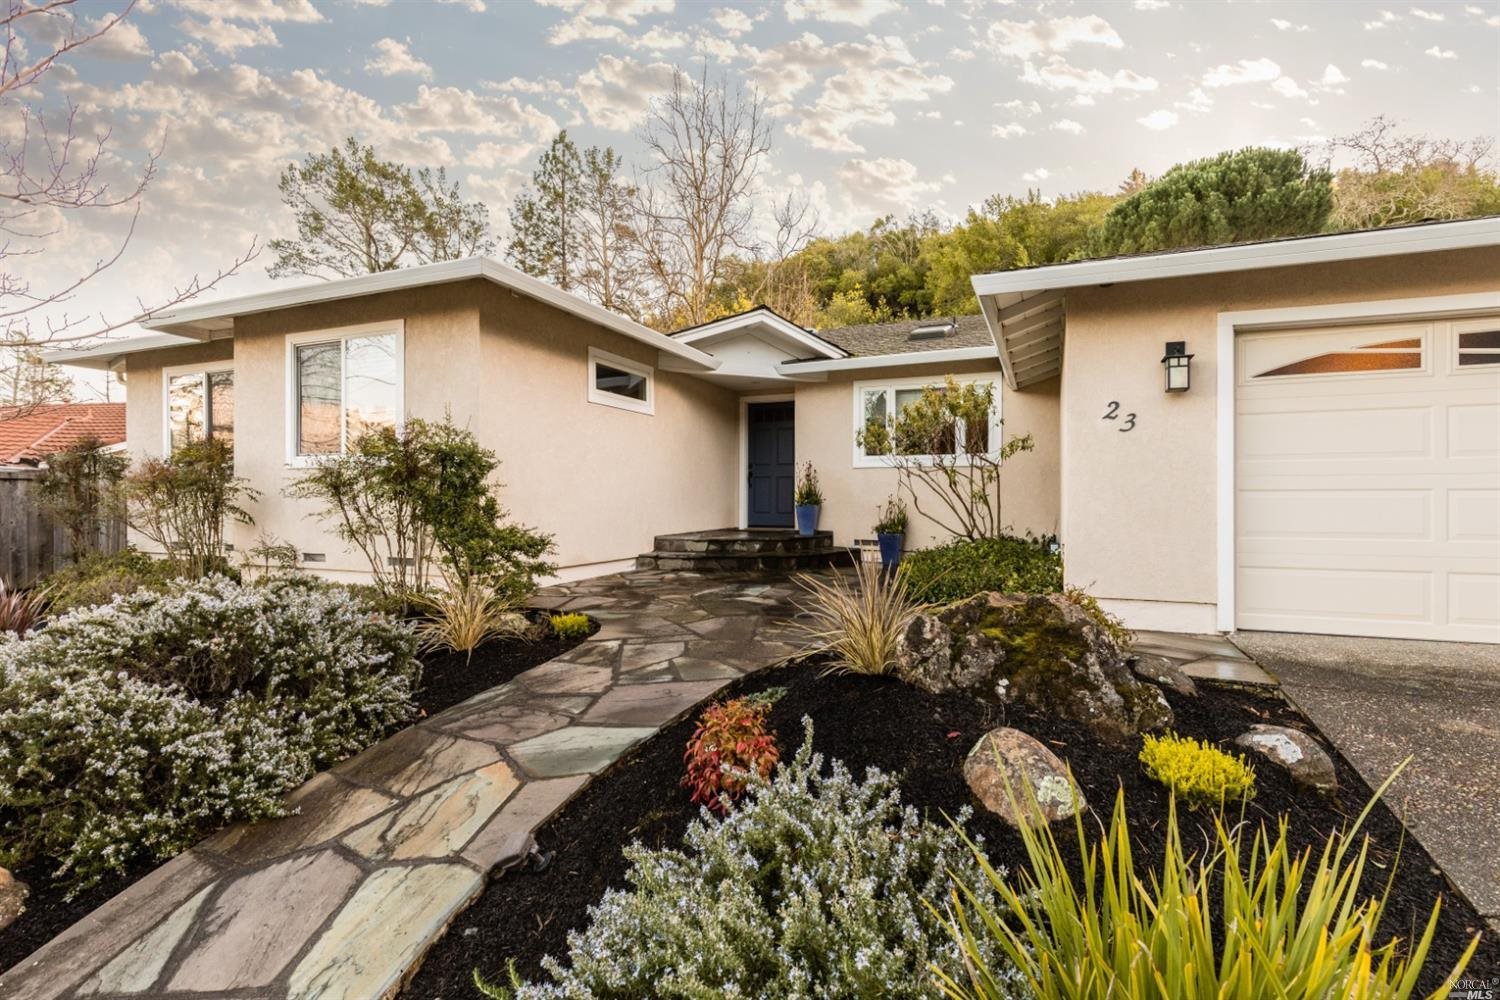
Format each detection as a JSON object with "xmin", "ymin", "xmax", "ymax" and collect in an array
[{"xmin": 0, "ymin": 467, "xmax": 126, "ymax": 587}]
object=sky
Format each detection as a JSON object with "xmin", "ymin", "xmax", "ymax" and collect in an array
[{"xmin": 10, "ymin": 0, "xmax": 1500, "ymax": 397}]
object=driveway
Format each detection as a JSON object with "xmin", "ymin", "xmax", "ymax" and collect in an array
[{"xmin": 1234, "ymin": 632, "xmax": 1500, "ymax": 930}]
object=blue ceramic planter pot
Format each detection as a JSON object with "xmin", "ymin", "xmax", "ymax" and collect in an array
[
  {"xmin": 794, "ymin": 503, "xmax": 821, "ymax": 536},
  {"xmin": 877, "ymin": 532, "xmax": 904, "ymax": 569}
]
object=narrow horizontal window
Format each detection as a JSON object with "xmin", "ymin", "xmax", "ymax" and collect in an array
[
  {"xmin": 1253, "ymin": 338, "xmax": 1422, "ymax": 379},
  {"xmin": 1457, "ymin": 329, "xmax": 1500, "ymax": 367},
  {"xmin": 587, "ymin": 347, "xmax": 653, "ymax": 414}
]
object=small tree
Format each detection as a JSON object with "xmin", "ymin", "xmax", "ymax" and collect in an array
[
  {"xmin": 859, "ymin": 377, "xmax": 1033, "ymax": 540},
  {"xmin": 35, "ymin": 436, "xmax": 128, "ymax": 560},
  {"xmin": 124, "ymin": 439, "xmax": 257, "ymax": 576},
  {"xmin": 508, "ymin": 131, "xmax": 584, "ymax": 291},
  {"xmin": 287, "ymin": 418, "xmax": 553, "ymax": 606}
]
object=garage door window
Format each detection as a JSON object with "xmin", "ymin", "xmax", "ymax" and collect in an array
[
  {"xmin": 1252, "ymin": 337, "xmax": 1422, "ymax": 378},
  {"xmin": 1457, "ymin": 328, "xmax": 1500, "ymax": 367}
]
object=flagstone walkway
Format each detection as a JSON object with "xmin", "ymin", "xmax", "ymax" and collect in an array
[{"xmin": 0, "ymin": 570, "xmax": 817, "ymax": 1000}]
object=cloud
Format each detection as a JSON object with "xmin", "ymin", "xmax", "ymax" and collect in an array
[
  {"xmin": 1137, "ymin": 108, "xmax": 1179, "ymax": 129},
  {"xmin": 1174, "ymin": 86, "xmax": 1213, "ymax": 112},
  {"xmin": 835, "ymin": 156, "xmax": 941, "ymax": 214},
  {"xmin": 1022, "ymin": 167, "xmax": 1049, "ymax": 182},
  {"xmin": 1317, "ymin": 64, "xmax": 1349, "ymax": 86},
  {"xmin": 1201, "ymin": 57, "xmax": 1280, "ymax": 87},
  {"xmin": 990, "ymin": 122, "xmax": 1027, "ymax": 138},
  {"xmin": 1020, "ymin": 57, "xmax": 1158, "ymax": 95},
  {"xmin": 1270, "ymin": 18, "xmax": 1310, "ymax": 31},
  {"xmin": 170, "ymin": 0, "xmax": 324, "ymax": 22},
  {"xmin": 1363, "ymin": 9, "xmax": 1400, "ymax": 29},
  {"xmin": 984, "ymin": 14, "xmax": 1123, "ymax": 59},
  {"xmin": 996, "ymin": 98, "xmax": 1041, "ymax": 115},
  {"xmin": 176, "ymin": 16, "xmax": 279, "ymax": 55},
  {"xmin": 539, "ymin": 0, "xmax": 679, "ymax": 45},
  {"xmin": 574, "ymin": 53, "xmax": 677, "ymax": 130},
  {"xmin": 780, "ymin": 35, "xmax": 953, "ymax": 152},
  {"xmin": 1050, "ymin": 118, "xmax": 1084, "ymax": 134},
  {"xmin": 1133, "ymin": 0, "xmax": 1170, "ymax": 9},
  {"xmin": 437, "ymin": 0, "xmax": 488, "ymax": 10},
  {"xmin": 1271, "ymin": 76, "xmax": 1308, "ymax": 99},
  {"xmin": 1409, "ymin": 7, "xmax": 1444, "ymax": 20},
  {"xmin": 1361, "ymin": 58, "xmax": 1389, "ymax": 69},
  {"xmin": 366, "ymin": 37, "xmax": 431, "ymax": 78},
  {"xmin": 711, "ymin": 7, "xmax": 755, "ymax": 35},
  {"xmin": 1424, "ymin": 45, "xmax": 1457, "ymax": 58},
  {"xmin": 82, "ymin": 16, "xmax": 152, "ymax": 59},
  {"xmin": 948, "ymin": 46, "xmax": 976, "ymax": 61},
  {"xmin": 784, "ymin": 0, "xmax": 900, "ymax": 27}
]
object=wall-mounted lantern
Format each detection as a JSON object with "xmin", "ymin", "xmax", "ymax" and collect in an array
[{"xmin": 1162, "ymin": 340, "xmax": 1193, "ymax": 392}]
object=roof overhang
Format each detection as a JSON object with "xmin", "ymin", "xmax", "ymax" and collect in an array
[
  {"xmin": 670, "ymin": 308, "xmax": 846, "ymax": 359},
  {"xmin": 971, "ymin": 216, "xmax": 1500, "ymax": 390},
  {"xmin": 42, "ymin": 332, "xmax": 221, "ymax": 371},
  {"xmin": 49, "ymin": 257, "xmax": 721, "ymax": 372},
  {"xmin": 776, "ymin": 343, "xmax": 999, "ymax": 375}
]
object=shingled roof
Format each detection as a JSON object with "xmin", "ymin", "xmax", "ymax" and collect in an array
[
  {"xmin": 0, "ymin": 402, "xmax": 126, "ymax": 465},
  {"xmin": 810, "ymin": 313, "xmax": 993, "ymax": 358}
]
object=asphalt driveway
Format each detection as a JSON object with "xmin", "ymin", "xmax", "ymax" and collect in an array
[{"xmin": 1234, "ymin": 632, "xmax": 1500, "ymax": 931}]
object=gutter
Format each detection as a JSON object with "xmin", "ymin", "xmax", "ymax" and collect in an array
[{"xmin": 776, "ymin": 344, "xmax": 999, "ymax": 375}]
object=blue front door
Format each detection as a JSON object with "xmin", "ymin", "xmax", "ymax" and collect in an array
[{"xmin": 747, "ymin": 401, "xmax": 795, "ymax": 527}]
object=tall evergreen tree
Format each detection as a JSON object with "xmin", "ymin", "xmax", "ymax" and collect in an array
[
  {"xmin": 575, "ymin": 145, "xmax": 642, "ymax": 317},
  {"xmin": 507, "ymin": 131, "xmax": 584, "ymax": 290}
]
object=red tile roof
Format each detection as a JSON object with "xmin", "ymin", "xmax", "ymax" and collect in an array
[{"xmin": 0, "ymin": 402, "xmax": 126, "ymax": 465}]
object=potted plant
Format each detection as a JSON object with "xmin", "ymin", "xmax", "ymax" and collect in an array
[
  {"xmin": 793, "ymin": 461, "xmax": 823, "ymax": 536},
  {"xmin": 874, "ymin": 495, "xmax": 907, "ymax": 570}
]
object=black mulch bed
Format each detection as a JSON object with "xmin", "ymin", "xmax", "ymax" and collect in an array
[
  {"xmin": 406, "ymin": 659, "xmax": 1499, "ymax": 999},
  {"xmin": 0, "ymin": 610, "xmax": 594, "ymax": 975}
]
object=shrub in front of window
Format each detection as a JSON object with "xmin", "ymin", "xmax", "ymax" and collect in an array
[
  {"xmin": 1139, "ymin": 732, "xmax": 1256, "ymax": 810},
  {"xmin": 35, "ymin": 436, "xmax": 129, "ymax": 561},
  {"xmin": 681, "ymin": 692, "xmax": 781, "ymax": 813},
  {"xmin": 901, "ymin": 536, "xmax": 1062, "ymax": 605},
  {"xmin": 479, "ymin": 720, "xmax": 1024, "ymax": 1000},
  {"xmin": 124, "ymin": 438, "xmax": 258, "ymax": 577},
  {"xmin": 0, "ymin": 576, "xmax": 419, "ymax": 890}
]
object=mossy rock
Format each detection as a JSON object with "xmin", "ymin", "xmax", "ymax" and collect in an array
[{"xmin": 896, "ymin": 592, "xmax": 1172, "ymax": 743}]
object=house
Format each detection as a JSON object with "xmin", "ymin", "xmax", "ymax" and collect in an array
[
  {"xmin": 47, "ymin": 216, "xmax": 1499, "ymax": 643},
  {"xmin": 0, "ymin": 402, "xmax": 126, "ymax": 467}
]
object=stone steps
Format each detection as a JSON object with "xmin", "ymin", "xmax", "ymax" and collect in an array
[{"xmin": 636, "ymin": 529, "xmax": 852, "ymax": 573}]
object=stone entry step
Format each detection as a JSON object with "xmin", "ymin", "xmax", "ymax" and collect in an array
[{"xmin": 636, "ymin": 529, "xmax": 853, "ymax": 573}]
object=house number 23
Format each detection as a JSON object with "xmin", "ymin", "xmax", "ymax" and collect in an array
[{"xmin": 1102, "ymin": 401, "xmax": 1136, "ymax": 432}]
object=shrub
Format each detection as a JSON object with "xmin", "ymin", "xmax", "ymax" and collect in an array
[
  {"xmin": 902, "ymin": 535, "xmax": 1062, "ymax": 605},
  {"xmin": 548, "ymin": 612, "xmax": 591, "ymax": 640},
  {"xmin": 480, "ymin": 720, "xmax": 1024, "ymax": 999},
  {"xmin": 35, "ymin": 436, "xmax": 128, "ymax": 560},
  {"xmin": 42, "ymin": 548, "xmax": 187, "ymax": 613},
  {"xmin": 0, "ymin": 578, "xmax": 47, "ymax": 637},
  {"xmin": 0, "ymin": 576, "xmax": 419, "ymax": 889},
  {"xmin": 794, "ymin": 561, "xmax": 928, "ymax": 676},
  {"xmin": 124, "ymin": 438, "xmax": 258, "ymax": 577},
  {"xmin": 934, "ymin": 781, "xmax": 1477, "ymax": 999},
  {"xmin": 1139, "ymin": 732, "xmax": 1256, "ymax": 810},
  {"xmin": 681, "ymin": 691, "xmax": 781, "ymax": 813},
  {"xmin": 416, "ymin": 580, "xmax": 528, "ymax": 661}
]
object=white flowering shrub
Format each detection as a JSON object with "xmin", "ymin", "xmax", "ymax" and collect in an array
[
  {"xmin": 482, "ymin": 720, "xmax": 1026, "ymax": 1000},
  {"xmin": 0, "ymin": 575, "xmax": 419, "ymax": 890}
]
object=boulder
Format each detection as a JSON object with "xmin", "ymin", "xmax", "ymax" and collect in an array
[
  {"xmin": 1130, "ymin": 653, "xmax": 1198, "ymax": 697},
  {"xmin": 896, "ymin": 591, "xmax": 1172, "ymax": 743},
  {"xmin": 0, "ymin": 867, "xmax": 27, "ymax": 931},
  {"xmin": 1234, "ymin": 724, "xmax": 1338, "ymax": 793},
  {"xmin": 962, "ymin": 727, "xmax": 1085, "ymax": 827}
]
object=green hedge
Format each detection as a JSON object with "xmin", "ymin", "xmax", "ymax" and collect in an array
[{"xmin": 902, "ymin": 536, "xmax": 1062, "ymax": 604}]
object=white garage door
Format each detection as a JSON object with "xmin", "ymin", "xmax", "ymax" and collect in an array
[{"xmin": 1236, "ymin": 315, "xmax": 1500, "ymax": 642}]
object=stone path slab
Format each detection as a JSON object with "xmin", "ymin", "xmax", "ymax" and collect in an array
[
  {"xmin": 1132, "ymin": 629, "xmax": 1277, "ymax": 686},
  {"xmin": 0, "ymin": 570, "xmax": 816, "ymax": 1000}
]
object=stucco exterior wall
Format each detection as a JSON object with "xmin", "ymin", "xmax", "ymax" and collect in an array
[
  {"xmin": 474, "ymin": 284, "xmax": 740, "ymax": 572},
  {"xmin": 1060, "ymin": 245, "xmax": 1500, "ymax": 630},
  {"xmin": 123, "ymin": 339, "xmax": 236, "ymax": 458},
  {"xmin": 792, "ymin": 361, "xmax": 1060, "ymax": 549}
]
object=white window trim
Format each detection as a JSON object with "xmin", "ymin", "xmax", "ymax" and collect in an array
[
  {"xmin": 162, "ymin": 359, "xmax": 234, "ymax": 455},
  {"xmin": 587, "ymin": 346, "xmax": 654, "ymax": 415},
  {"xmin": 851, "ymin": 374, "xmax": 1001, "ymax": 469},
  {"xmin": 284, "ymin": 320, "xmax": 405, "ymax": 467}
]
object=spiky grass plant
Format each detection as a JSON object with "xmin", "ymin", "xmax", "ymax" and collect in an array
[
  {"xmin": 0, "ymin": 577, "xmax": 48, "ymax": 637},
  {"xmin": 932, "ymin": 767, "xmax": 1478, "ymax": 1000},
  {"xmin": 793, "ymin": 561, "xmax": 928, "ymax": 675},
  {"xmin": 414, "ymin": 578, "xmax": 527, "ymax": 661}
]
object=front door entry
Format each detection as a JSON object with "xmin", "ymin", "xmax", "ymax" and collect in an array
[{"xmin": 747, "ymin": 401, "xmax": 795, "ymax": 527}]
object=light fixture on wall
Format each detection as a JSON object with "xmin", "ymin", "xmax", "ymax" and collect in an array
[{"xmin": 1162, "ymin": 341, "xmax": 1193, "ymax": 392}]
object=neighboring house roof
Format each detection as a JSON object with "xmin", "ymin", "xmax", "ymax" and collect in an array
[
  {"xmin": 0, "ymin": 402, "xmax": 126, "ymax": 465},
  {"xmin": 44, "ymin": 257, "xmax": 721, "ymax": 373},
  {"xmin": 971, "ymin": 216, "xmax": 1500, "ymax": 390}
]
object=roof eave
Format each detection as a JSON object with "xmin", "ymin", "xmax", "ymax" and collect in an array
[{"xmin": 776, "ymin": 344, "xmax": 999, "ymax": 375}]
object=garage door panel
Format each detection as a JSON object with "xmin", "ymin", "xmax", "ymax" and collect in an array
[{"xmin": 1236, "ymin": 316, "xmax": 1500, "ymax": 643}]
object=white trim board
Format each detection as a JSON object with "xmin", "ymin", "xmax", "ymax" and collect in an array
[
  {"xmin": 737, "ymin": 392, "xmax": 795, "ymax": 530},
  {"xmin": 587, "ymin": 346, "xmax": 655, "ymax": 415},
  {"xmin": 1212, "ymin": 291, "xmax": 1500, "ymax": 633},
  {"xmin": 779, "ymin": 344, "xmax": 999, "ymax": 375}
]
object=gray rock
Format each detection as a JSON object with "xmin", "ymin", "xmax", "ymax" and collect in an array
[
  {"xmin": 896, "ymin": 591, "xmax": 1172, "ymax": 743},
  {"xmin": 0, "ymin": 868, "xmax": 26, "ymax": 931},
  {"xmin": 1130, "ymin": 653, "xmax": 1198, "ymax": 697},
  {"xmin": 1235, "ymin": 724, "xmax": 1338, "ymax": 793},
  {"xmin": 963, "ymin": 727, "xmax": 1085, "ymax": 827}
]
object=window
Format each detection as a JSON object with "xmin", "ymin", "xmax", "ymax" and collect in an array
[
  {"xmin": 289, "ymin": 328, "xmax": 401, "ymax": 460},
  {"xmin": 853, "ymin": 377, "xmax": 999, "ymax": 468},
  {"xmin": 587, "ymin": 347, "xmax": 653, "ymax": 414},
  {"xmin": 1252, "ymin": 337, "xmax": 1422, "ymax": 378},
  {"xmin": 165, "ymin": 367, "xmax": 234, "ymax": 452},
  {"xmin": 1457, "ymin": 328, "xmax": 1500, "ymax": 367}
]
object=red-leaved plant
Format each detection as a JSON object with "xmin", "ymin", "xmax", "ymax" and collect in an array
[
  {"xmin": 682, "ymin": 692, "xmax": 781, "ymax": 814},
  {"xmin": 0, "ymin": 577, "xmax": 48, "ymax": 637}
]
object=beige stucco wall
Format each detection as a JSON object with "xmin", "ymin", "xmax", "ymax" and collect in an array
[
  {"xmin": 473, "ymin": 285, "xmax": 740, "ymax": 570},
  {"xmin": 1061, "ymin": 245, "xmax": 1500, "ymax": 628},
  {"xmin": 792, "ymin": 361, "xmax": 1061, "ymax": 549}
]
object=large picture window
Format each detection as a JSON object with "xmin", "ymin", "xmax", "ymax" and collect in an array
[
  {"xmin": 289, "ymin": 328, "xmax": 401, "ymax": 460},
  {"xmin": 852, "ymin": 376, "xmax": 999, "ymax": 468},
  {"xmin": 165, "ymin": 367, "xmax": 234, "ymax": 453}
]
